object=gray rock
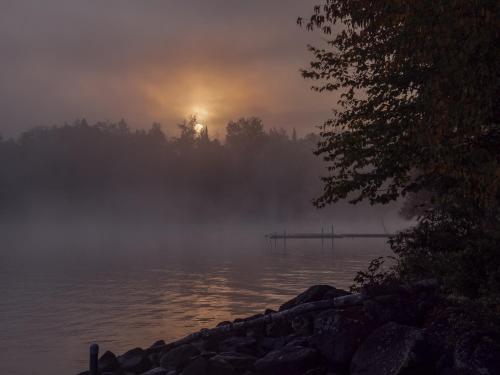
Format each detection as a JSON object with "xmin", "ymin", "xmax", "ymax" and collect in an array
[
  {"xmin": 279, "ymin": 285, "xmax": 349, "ymax": 311},
  {"xmin": 182, "ymin": 356, "xmax": 208, "ymax": 375},
  {"xmin": 98, "ymin": 350, "xmax": 120, "ymax": 372},
  {"xmin": 350, "ymin": 322, "xmax": 431, "ymax": 375},
  {"xmin": 160, "ymin": 344, "xmax": 200, "ymax": 371},
  {"xmin": 254, "ymin": 346, "xmax": 319, "ymax": 375},
  {"xmin": 363, "ymin": 295, "xmax": 420, "ymax": 326},
  {"xmin": 265, "ymin": 319, "xmax": 292, "ymax": 337},
  {"xmin": 436, "ymin": 353, "xmax": 456, "ymax": 375},
  {"xmin": 285, "ymin": 335, "xmax": 311, "ymax": 348},
  {"xmin": 200, "ymin": 332, "xmax": 227, "ymax": 352},
  {"xmin": 333, "ymin": 294, "xmax": 365, "ymax": 308},
  {"xmin": 207, "ymin": 356, "xmax": 236, "ymax": 375},
  {"xmin": 211, "ymin": 352, "xmax": 256, "ymax": 372},
  {"xmin": 246, "ymin": 325, "xmax": 266, "ymax": 338},
  {"xmin": 258, "ymin": 336, "xmax": 286, "ymax": 353},
  {"xmin": 118, "ymin": 347, "xmax": 152, "ymax": 374},
  {"xmin": 147, "ymin": 340, "xmax": 168, "ymax": 354},
  {"xmin": 234, "ymin": 313, "xmax": 264, "ymax": 323},
  {"xmin": 291, "ymin": 315, "xmax": 313, "ymax": 336},
  {"xmin": 303, "ymin": 368, "xmax": 328, "ymax": 375},
  {"xmin": 150, "ymin": 340, "xmax": 166, "ymax": 347},
  {"xmin": 219, "ymin": 336, "xmax": 257, "ymax": 355},
  {"xmin": 454, "ymin": 331, "xmax": 500, "ymax": 375},
  {"xmin": 148, "ymin": 352, "xmax": 160, "ymax": 367},
  {"xmin": 199, "ymin": 351, "xmax": 217, "ymax": 359},
  {"xmin": 313, "ymin": 308, "xmax": 377, "ymax": 369},
  {"xmin": 141, "ymin": 368, "xmax": 169, "ymax": 375}
]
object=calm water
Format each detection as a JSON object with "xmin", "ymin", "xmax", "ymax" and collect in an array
[{"xmin": 0, "ymin": 224, "xmax": 390, "ymax": 375}]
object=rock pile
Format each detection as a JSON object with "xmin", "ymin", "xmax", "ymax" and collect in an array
[{"xmin": 78, "ymin": 283, "xmax": 500, "ymax": 375}]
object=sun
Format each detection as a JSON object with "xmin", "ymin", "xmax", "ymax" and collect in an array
[{"xmin": 194, "ymin": 123, "xmax": 205, "ymax": 134}]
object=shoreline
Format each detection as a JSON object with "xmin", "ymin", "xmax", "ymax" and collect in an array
[{"xmin": 78, "ymin": 281, "xmax": 500, "ymax": 375}]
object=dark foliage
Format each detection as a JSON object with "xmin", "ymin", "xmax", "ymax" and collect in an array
[
  {"xmin": 301, "ymin": 1, "xmax": 500, "ymax": 299},
  {"xmin": 301, "ymin": 0, "xmax": 499, "ymax": 207}
]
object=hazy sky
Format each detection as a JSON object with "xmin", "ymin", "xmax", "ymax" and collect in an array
[{"xmin": 0, "ymin": 0, "xmax": 338, "ymax": 138}]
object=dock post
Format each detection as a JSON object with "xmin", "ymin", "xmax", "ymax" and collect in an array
[
  {"xmin": 321, "ymin": 227, "xmax": 324, "ymax": 248},
  {"xmin": 89, "ymin": 343, "xmax": 99, "ymax": 375},
  {"xmin": 331, "ymin": 225, "xmax": 334, "ymax": 249}
]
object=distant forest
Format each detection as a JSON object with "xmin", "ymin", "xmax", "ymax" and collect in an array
[{"xmin": 0, "ymin": 117, "xmax": 326, "ymax": 219}]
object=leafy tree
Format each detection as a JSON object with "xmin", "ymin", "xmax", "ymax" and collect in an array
[
  {"xmin": 300, "ymin": 0, "xmax": 499, "ymax": 209},
  {"xmin": 174, "ymin": 116, "xmax": 198, "ymax": 154},
  {"xmin": 147, "ymin": 123, "xmax": 167, "ymax": 146},
  {"xmin": 225, "ymin": 117, "xmax": 265, "ymax": 150},
  {"xmin": 301, "ymin": 1, "xmax": 500, "ymax": 297}
]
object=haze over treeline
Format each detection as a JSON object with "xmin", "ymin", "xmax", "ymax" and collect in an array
[{"xmin": 0, "ymin": 117, "xmax": 337, "ymax": 221}]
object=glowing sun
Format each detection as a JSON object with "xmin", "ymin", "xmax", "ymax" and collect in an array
[{"xmin": 194, "ymin": 123, "xmax": 205, "ymax": 134}]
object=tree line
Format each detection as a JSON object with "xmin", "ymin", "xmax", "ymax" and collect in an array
[{"xmin": 0, "ymin": 117, "xmax": 324, "ymax": 219}]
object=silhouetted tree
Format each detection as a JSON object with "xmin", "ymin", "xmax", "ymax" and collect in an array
[
  {"xmin": 226, "ymin": 117, "xmax": 265, "ymax": 151},
  {"xmin": 301, "ymin": 0, "xmax": 500, "ymax": 298},
  {"xmin": 302, "ymin": 1, "xmax": 499, "ymax": 207}
]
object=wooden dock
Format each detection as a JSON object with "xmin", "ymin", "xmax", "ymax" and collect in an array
[
  {"xmin": 266, "ymin": 226, "xmax": 393, "ymax": 248},
  {"xmin": 266, "ymin": 233, "xmax": 392, "ymax": 239}
]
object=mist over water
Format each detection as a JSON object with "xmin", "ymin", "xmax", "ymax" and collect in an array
[
  {"xmin": 0, "ymin": 121, "xmax": 410, "ymax": 374},
  {"xmin": 0, "ymin": 207, "xmax": 404, "ymax": 375}
]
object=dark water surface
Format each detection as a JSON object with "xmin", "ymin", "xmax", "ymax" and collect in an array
[{"xmin": 0, "ymin": 223, "xmax": 391, "ymax": 375}]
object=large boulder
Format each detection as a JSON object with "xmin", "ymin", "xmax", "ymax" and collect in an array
[
  {"xmin": 182, "ymin": 356, "xmax": 209, "ymax": 375},
  {"xmin": 148, "ymin": 352, "xmax": 161, "ymax": 368},
  {"xmin": 147, "ymin": 340, "xmax": 168, "ymax": 355},
  {"xmin": 285, "ymin": 335, "xmax": 312, "ymax": 348},
  {"xmin": 265, "ymin": 319, "xmax": 293, "ymax": 337},
  {"xmin": 183, "ymin": 355, "xmax": 238, "ymax": 375},
  {"xmin": 219, "ymin": 336, "xmax": 258, "ymax": 355},
  {"xmin": 159, "ymin": 344, "xmax": 200, "ymax": 371},
  {"xmin": 140, "ymin": 368, "xmax": 169, "ymax": 375},
  {"xmin": 258, "ymin": 336, "xmax": 286, "ymax": 353},
  {"xmin": 254, "ymin": 346, "xmax": 319, "ymax": 375},
  {"xmin": 207, "ymin": 355, "xmax": 238, "ymax": 375},
  {"xmin": 363, "ymin": 295, "xmax": 420, "ymax": 326},
  {"xmin": 436, "ymin": 352, "xmax": 456, "ymax": 375},
  {"xmin": 200, "ymin": 331, "xmax": 227, "ymax": 352},
  {"xmin": 291, "ymin": 315, "xmax": 313, "ymax": 336},
  {"xmin": 313, "ymin": 307, "xmax": 377, "ymax": 370},
  {"xmin": 350, "ymin": 322, "xmax": 431, "ymax": 375},
  {"xmin": 211, "ymin": 352, "xmax": 256, "ymax": 372},
  {"xmin": 454, "ymin": 331, "xmax": 500, "ymax": 375},
  {"xmin": 98, "ymin": 350, "xmax": 120, "ymax": 372},
  {"xmin": 279, "ymin": 285, "xmax": 349, "ymax": 311},
  {"xmin": 118, "ymin": 347, "xmax": 152, "ymax": 374}
]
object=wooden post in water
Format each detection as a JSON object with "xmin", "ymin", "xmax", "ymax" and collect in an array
[
  {"xmin": 331, "ymin": 225, "xmax": 334, "ymax": 249},
  {"xmin": 89, "ymin": 343, "xmax": 99, "ymax": 375}
]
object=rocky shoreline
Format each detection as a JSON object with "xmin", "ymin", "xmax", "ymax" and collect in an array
[{"xmin": 78, "ymin": 281, "xmax": 500, "ymax": 375}]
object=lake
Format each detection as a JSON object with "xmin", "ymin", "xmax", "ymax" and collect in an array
[{"xmin": 0, "ymin": 223, "xmax": 391, "ymax": 375}]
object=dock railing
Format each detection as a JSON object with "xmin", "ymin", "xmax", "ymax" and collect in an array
[{"xmin": 266, "ymin": 226, "xmax": 393, "ymax": 248}]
